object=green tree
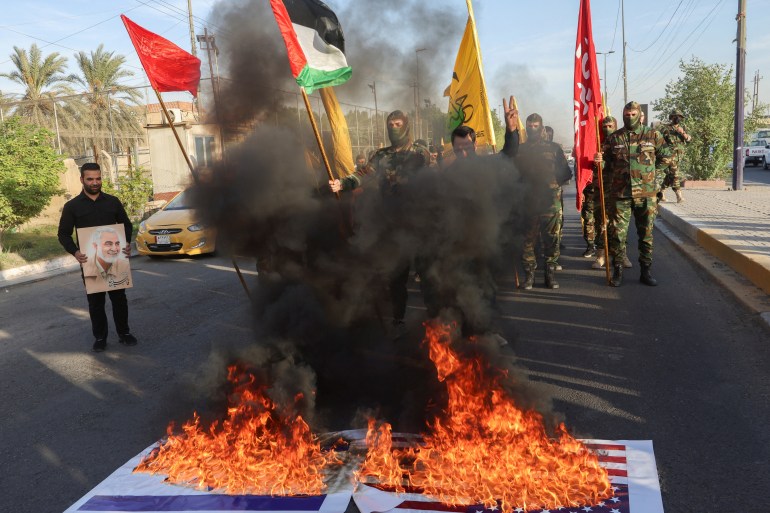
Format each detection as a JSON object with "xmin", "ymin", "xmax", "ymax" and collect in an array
[
  {"xmin": 652, "ymin": 57, "xmax": 764, "ymax": 180},
  {"xmin": 102, "ymin": 165, "xmax": 153, "ymax": 222},
  {"xmin": 70, "ymin": 44, "xmax": 144, "ymax": 163},
  {"xmin": 0, "ymin": 44, "xmax": 75, "ymax": 128},
  {"xmin": 0, "ymin": 118, "xmax": 64, "ymax": 250},
  {"xmin": 490, "ymin": 108, "xmax": 505, "ymax": 150}
]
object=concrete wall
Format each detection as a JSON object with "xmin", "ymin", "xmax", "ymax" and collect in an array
[{"xmin": 24, "ymin": 158, "xmax": 81, "ymax": 228}]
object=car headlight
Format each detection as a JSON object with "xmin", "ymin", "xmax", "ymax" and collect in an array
[
  {"xmin": 138, "ymin": 221, "xmax": 146, "ymax": 234},
  {"xmin": 187, "ymin": 223, "xmax": 206, "ymax": 232}
]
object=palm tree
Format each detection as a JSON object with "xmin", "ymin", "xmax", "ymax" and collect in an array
[
  {"xmin": 0, "ymin": 44, "xmax": 75, "ymax": 128},
  {"xmin": 71, "ymin": 44, "xmax": 144, "ymax": 164}
]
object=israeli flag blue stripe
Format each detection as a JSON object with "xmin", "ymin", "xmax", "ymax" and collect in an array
[{"xmin": 78, "ymin": 494, "xmax": 328, "ymax": 512}]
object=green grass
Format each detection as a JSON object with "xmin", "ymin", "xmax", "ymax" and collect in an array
[{"xmin": 0, "ymin": 224, "xmax": 69, "ymax": 271}]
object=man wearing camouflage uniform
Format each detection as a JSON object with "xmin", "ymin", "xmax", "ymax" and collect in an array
[
  {"xmin": 595, "ymin": 101, "xmax": 671, "ymax": 287},
  {"xmin": 516, "ymin": 113, "xmax": 572, "ymax": 290},
  {"xmin": 581, "ymin": 115, "xmax": 617, "ymax": 260},
  {"xmin": 657, "ymin": 109, "xmax": 691, "ymax": 203},
  {"xmin": 330, "ymin": 110, "xmax": 430, "ymax": 330}
]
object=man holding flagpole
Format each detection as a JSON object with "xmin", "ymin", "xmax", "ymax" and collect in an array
[
  {"xmin": 329, "ymin": 111, "xmax": 430, "ymax": 334},
  {"xmin": 595, "ymin": 102, "xmax": 671, "ymax": 287}
]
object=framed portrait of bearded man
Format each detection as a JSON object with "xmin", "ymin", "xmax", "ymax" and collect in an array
[{"xmin": 76, "ymin": 224, "xmax": 133, "ymax": 294}]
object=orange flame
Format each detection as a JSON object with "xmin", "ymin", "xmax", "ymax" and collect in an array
[
  {"xmin": 134, "ymin": 365, "xmax": 341, "ymax": 495},
  {"xmin": 357, "ymin": 323, "xmax": 613, "ymax": 511}
]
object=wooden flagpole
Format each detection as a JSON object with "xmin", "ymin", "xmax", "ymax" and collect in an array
[
  {"xmin": 594, "ymin": 121, "xmax": 611, "ymax": 285},
  {"xmin": 153, "ymin": 88, "xmax": 252, "ymax": 299},
  {"xmin": 300, "ymin": 87, "xmax": 340, "ymax": 200}
]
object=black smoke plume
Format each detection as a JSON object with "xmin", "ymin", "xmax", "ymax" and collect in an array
[{"xmin": 187, "ymin": 0, "xmax": 560, "ymax": 434}]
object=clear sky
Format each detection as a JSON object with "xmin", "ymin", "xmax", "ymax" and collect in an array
[{"xmin": 0, "ymin": 0, "xmax": 768, "ymax": 147}]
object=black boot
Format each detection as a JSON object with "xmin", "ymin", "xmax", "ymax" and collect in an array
[
  {"xmin": 521, "ymin": 265, "xmax": 535, "ymax": 290},
  {"xmin": 545, "ymin": 264, "xmax": 559, "ymax": 289},
  {"xmin": 610, "ymin": 264, "xmax": 623, "ymax": 287},
  {"xmin": 640, "ymin": 264, "xmax": 658, "ymax": 286},
  {"xmin": 582, "ymin": 243, "xmax": 597, "ymax": 258}
]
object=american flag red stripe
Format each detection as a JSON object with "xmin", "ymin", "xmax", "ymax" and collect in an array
[{"xmin": 584, "ymin": 443, "xmax": 626, "ymax": 451}]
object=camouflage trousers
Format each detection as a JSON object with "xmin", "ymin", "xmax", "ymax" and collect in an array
[
  {"xmin": 661, "ymin": 161, "xmax": 682, "ymax": 190},
  {"xmin": 581, "ymin": 184, "xmax": 596, "ymax": 245},
  {"xmin": 582, "ymin": 183, "xmax": 613, "ymax": 249},
  {"xmin": 522, "ymin": 189, "xmax": 562, "ymax": 267},
  {"xmin": 609, "ymin": 197, "xmax": 657, "ymax": 266}
]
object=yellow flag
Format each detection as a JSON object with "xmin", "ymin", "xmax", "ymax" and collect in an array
[
  {"xmin": 319, "ymin": 87, "xmax": 354, "ymax": 177},
  {"xmin": 446, "ymin": 3, "xmax": 495, "ymax": 149}
]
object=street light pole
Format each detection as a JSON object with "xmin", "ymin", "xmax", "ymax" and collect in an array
[
  {"xmin": 596, "ymin": 50, "xmax": 615, "ymax": 105},
  {"xmin": 415, "ymin": 48, "xmax": 427, "ymax": 141},
  {"xmin": 621, "ymin": 0, "xmax": 628, "ymax": 104}
]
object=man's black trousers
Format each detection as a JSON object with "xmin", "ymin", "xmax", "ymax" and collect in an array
[{"xmin": 86, "ymin": 290, "xmax": 130, "ymax": 340}]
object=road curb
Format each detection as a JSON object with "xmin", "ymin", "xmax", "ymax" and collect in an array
[
  {"xmin": 0, "ymin": 242, "xmax": 138, "ymax": 289},
  {"xmin": 656, "ymin": 209, "xmax": 770, "ymax": 333},
  {"xmin": 657, "ymin": 204, "xmax": 770, "ymax": 296},
  {"xmin": 0, "ymin": 255, "xmax": 79, "ymax": 288}
]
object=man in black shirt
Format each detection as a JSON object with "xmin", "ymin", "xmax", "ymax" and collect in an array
[{"xmin": 58, "ymin": 163, "xmax": 137, "ymax": 352}]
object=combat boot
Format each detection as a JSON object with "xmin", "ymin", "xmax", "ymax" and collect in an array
[
  {"xmin": 623, "ymin": 254, "xmax": 633, "ymax": 268},
  {"xmin": 592, "ymin": 253, "xmax": 606, "ymax": 269},
  {"xmin": 610, "ymin": 264, "xmax": 623, "ymax": 287},
  {"xmin": 640, "ymin": 264, "xmax": 658, "ymax": 286},
  {"xmin": 545, "ymin": 264, "xmax": 560, "ymax": 289},
  {"xmin": 521, "ymin": 265, "xmax": 535, "ymax": 290},
  {"xmin": 582, "ymin": 243, "xmax": 597, "ymax": 258},
  {"xmin": 675, "ymin": 189, "xmax": 684, "ymax": 203}
]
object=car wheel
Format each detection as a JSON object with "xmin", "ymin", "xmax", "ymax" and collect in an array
[{"xmin": 764, "ymin": 158, "xmax": 769, "ymax": 170}]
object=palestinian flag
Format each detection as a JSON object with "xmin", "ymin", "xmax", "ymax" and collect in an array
[{"xmin": 270, "ymin": 0, "xmax": 352, "ymax": 93}]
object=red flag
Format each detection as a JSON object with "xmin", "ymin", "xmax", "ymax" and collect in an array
[
  {"xmin": 573, "ymin": 0, "xmax": 603, "ymax": 210},
  {"xmin": 121, "ymin": 15, "xmax": 201, "ymax": 97}
]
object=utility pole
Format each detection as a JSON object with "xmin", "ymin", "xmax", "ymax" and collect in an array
[
  {"xmin": 733, "ymin": 0, "xmax": 747, "ymax": 191},
  {"xmin": 368, "ymin": 81, "xmax": 379, "ymax": 146},
  {"xmin": 415, "ymin": 48, "xmax": 427, "ymax": 141},
  {"xmin": 752, "ymin": 69, "xmax": 762, "ymax": 112},
  {"xmin": 187, "ymin": 0, "xmax": 197, "ymax": 57},
  {"xmin": 197, "ymin": 29, "xmax": 226, "ymax": 162},
  {"xmin": 621, "ymin": 0, "xmax": 628, "ymax": 104}
]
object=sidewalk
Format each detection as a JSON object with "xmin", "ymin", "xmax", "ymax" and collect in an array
[{"xmin": 656, "ymin": 181, "xmax": 770, "ymax": 325}]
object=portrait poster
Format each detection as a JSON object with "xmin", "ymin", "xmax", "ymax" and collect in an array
[{"xmin": 76, "ymin": 223, "xmax": 133, "ymax": 294}]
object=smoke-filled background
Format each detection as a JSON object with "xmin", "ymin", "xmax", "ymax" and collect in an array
[{"xmin": 180, "ymin": 0, "xmax": 563, "ymax": 435}]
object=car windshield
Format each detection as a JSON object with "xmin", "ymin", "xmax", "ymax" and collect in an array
[
  {"xmin": 750, "ymin": 140, "xmax": 765, "ymax": 146},
  {"xmin": 757, "ymin": 130, "xmax": 770, "ymax": 138},
  {"xmin": 164, "ymin": 191, "xmax": 192, "ymax": 210}
]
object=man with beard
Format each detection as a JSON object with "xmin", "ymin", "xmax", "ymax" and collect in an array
[
  {"xmin": 58, "ymin": 163, "xmax": 136, "ymax": 352},
  {"xmin": 329, "ymin": 110, "xmax": 430, "ymax": 334},
  {"xmin": 595, "ymin": 101, "xmax": 672, "ymax": 287},
  {"xmin": 82, "ymin": 226, "xmax": 131, "ymax": 292},
  {"xmin": 420, "ymin": 104, "xmax": 520, "ymax": 339},
  {"xmin": 515, "ymin": 113, "xmax": 572, "ymax": 290},
  {"xmin": 657, "ymin": 109, "xmax": 691, "ymax": 203}
]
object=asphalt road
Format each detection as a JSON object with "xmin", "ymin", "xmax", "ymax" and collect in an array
[{"xmin": 1, "ymin": 190, "xmax": 769, "ymax": 512}]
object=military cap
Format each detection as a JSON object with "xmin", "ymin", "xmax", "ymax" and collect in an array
[
  {"xmin": 669, "ymin": 109, "xmax": 684, "ymax": 118},
  {"xmin": 602, "ymin": 115, "xmax": 617, "ymax": 124}
]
